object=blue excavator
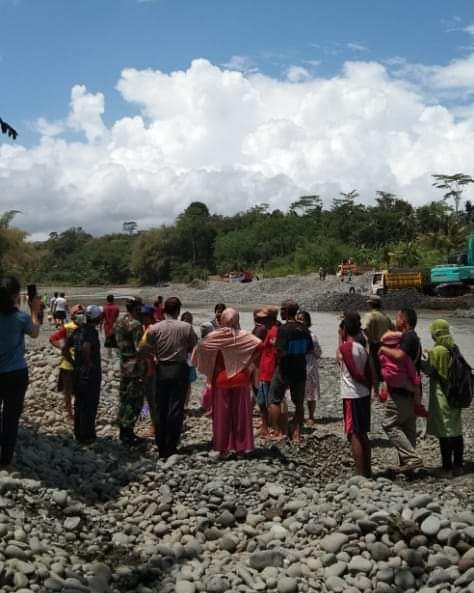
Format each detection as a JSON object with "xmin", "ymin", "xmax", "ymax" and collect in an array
[{"xmin": 431, "ymin": 233, "xmax": 474, "ymax": 297}]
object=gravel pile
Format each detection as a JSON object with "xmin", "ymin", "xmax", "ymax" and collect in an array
[
  {"xmin": 117, "ymin": 278, "xmax": 449, "ymax": 313},
  {"xmin": 1, "ymin": 346, "xmax": 471, "ymax": 593}
]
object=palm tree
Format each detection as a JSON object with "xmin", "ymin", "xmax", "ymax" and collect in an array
[
  {"xmin": 0, "ymin": 210, "xmax": 21, "ymax": 230},
  {"xmin": 0, "ymin": 118, "xmax": 18, "ymax": 140},
  {"xmin": 432, "ymin": 173, "xmax": 474, "ymax": 215}
]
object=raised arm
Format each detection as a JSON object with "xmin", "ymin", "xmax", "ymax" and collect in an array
[{"xmin": 27, "ymin": 296, "xmax": 42, "ymax": 339}]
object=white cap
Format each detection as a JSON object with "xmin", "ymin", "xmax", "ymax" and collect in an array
[{"xmin": 86, "ymin": 304, "xmax": 103, "ymax": 320}]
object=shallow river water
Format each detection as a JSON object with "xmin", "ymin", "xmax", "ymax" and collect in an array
[{"xmin": 190, "ymin": 308, "xmax": 474, "ymax": 365}]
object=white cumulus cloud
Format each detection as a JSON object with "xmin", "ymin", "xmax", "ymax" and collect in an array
[{"xmin": 1, "ymin": 57, "xmax": 474, "ymax": 239}]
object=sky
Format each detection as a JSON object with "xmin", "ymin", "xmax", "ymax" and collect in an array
[{"xmin": 1, "ymin": 0, "xmax": 474, "ymax": 239}]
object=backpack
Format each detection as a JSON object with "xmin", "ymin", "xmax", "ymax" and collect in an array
[{"xmin": 436, "ymin": 345, "xmax": 474, "ymax": 409}]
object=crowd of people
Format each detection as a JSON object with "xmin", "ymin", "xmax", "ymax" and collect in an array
[{"xmin": 0, "ymin": 274, "xmax": 470, "ymax": 479}]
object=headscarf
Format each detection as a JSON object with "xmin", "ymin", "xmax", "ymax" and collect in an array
[
  {"xmin": 192, "ymin": 308, "xmax": 261, "ymax": 380},
  {"xmin": 429, "ymin": 319, "xmax": 455, "ymax": 380},
  {"xmin": 221, "ymin": 308, "xmax": 240, "ymax": 330}
]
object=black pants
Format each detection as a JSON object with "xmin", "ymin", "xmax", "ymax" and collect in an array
[
  {"xmin": 369, "ymin": 343, "xmax": 382, "ymax": 383},
  {"xmin": 73, "ymin": 369, "xmax": 101, "ymax": 444},
  {"xmin": 439, "ymin": 436, "xmax": 464, "ymax": 470},
  {"xmin": 0, "ymin": 369, "xmax": 28, "ymax": 465},
  {"xmin": 156, "ymin": 361, "xmax": 189, "ymax": 459}
]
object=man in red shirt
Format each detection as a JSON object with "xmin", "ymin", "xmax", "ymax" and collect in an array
[
  {"xmin": 102, "ymin": 295, "xmax": 120, "ymax": 353},
  {"xmin": 255, "ymin": 307, "xmax": 279, "ymax": 438}
]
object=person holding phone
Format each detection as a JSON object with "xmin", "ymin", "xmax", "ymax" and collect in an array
[{"xmin": 0, "ymin": 276, "xmax": 41, "ymax": 469}]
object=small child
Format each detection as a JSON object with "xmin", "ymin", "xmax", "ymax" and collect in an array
[{"xmin": 379, "ymin": 331, "xmax": 428, "ymax": 417}]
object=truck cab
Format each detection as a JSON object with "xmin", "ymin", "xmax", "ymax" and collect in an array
[{"xmin": 370, "ymin": 272, "xmax": 385, "ymax": 295}]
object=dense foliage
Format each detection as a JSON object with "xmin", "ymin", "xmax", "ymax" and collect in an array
[{"xmin": 1, "ymin": 191, "xmax": 474, "ymax": 286}]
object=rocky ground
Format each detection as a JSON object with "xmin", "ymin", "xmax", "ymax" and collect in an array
[{"xmin": 1, "ymin": 345, "xmax": 472, "ymax": 593}]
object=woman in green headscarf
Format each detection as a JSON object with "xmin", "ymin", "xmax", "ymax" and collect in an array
[{"xmin": 422, "ymin": 319, "xmax": 463, "ymax": 476}]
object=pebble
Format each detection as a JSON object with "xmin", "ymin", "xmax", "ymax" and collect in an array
[
  {"xmin": 216, "ymin": 509, "xmax": 235, "ymax": 527},
  {"xmin": 175, "ymin": 581, "xmax": 196, "ymax": 593},
  {"xmin": 325, "ymin": 561, "xmax": 347, "ymax": 578},
  {"xmin": 206, "ymin": 576, "xmax": 228, "ymax": 593},
  {"xmin": 249, "ymin": 550, "xmax": 284, "ymax": 571},
  {"xmin": 277, "ymin": 577, "xmax": 298, "ymax": 593},
  {"xmin": 459, "ymin": 548, "xmax": 474, "ymax": 572},
  {"xmin": 394, "ymin": 568, "xmax": 415, "ymax": 588},
  {"xmin": 410, "ymin": 494, "xmax": 433, "ymax": 509},
  {"xmin": 320, "ymin": 533, "xmax": 349, "ymax": 553},
  {"xmin": 368, "ymin": 542, "xmax": 390, "ymax": 561},
  {"xmin": 348, "ymin": 555, "xmax": 373, "ymax": 574},
  {"xmin": 421, "ymin": 515, "xmax": 441, "ymax": 537},
  {"xmin": 64, "ymin": 517, "xmax": 81, "ymax": 531},
  {"xmin": 267, "ymin": 484, "xmax": 285, "ymax": 497}
]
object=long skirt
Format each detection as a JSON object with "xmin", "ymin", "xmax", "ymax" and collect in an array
[{"xmin": 212, "ymin": 384, "xmax": 254, "ymax": 454}]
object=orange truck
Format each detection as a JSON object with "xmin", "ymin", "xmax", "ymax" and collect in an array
[{"xmin": 336, "ymin": 262, "xmax": 373, "ymax": 277}]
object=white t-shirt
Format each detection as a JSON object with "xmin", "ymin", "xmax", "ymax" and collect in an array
[
  {"xmin": 340, "ymin": 341, "xmax": 370, "ymax": 399},
  {"xmin": 54, "ymin": 297, "xmax": 67, "ymax": 312}
]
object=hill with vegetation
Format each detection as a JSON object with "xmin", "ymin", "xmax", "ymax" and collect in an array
[{"xmin": 1, "ymin": 189, "xmax": 474, "ymax": 286}]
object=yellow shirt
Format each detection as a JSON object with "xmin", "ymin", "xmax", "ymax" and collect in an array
[{"xmin": 59, "ymin": 321, "xmax": 79, "ymax": 371}]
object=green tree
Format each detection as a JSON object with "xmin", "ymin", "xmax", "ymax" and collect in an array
[
  {"xmin": 176, "ymin": 202, "xmax": 215, "ymax": 268},
  {"xmin": 363, "ymin": 192, "xmax": 415, "ymax": 246},
  {"xmin": 130, "ymin": 229, "xmax": 169, "ymax": 285},
  {"xmin": 432, "ymin": 173, "xmax": 474, "ymax": 215},
  {"xmin": 0, "ymin": 210, "xmax": 38, "ymax": 277}
]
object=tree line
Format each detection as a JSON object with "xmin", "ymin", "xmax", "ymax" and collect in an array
[{"xmin": 1, "ymin": 183, "xmax": 473, "ymax": 286}]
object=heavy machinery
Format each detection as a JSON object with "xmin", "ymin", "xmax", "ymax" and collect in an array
[
  {"xmin": 430, "ymin": 233, "xmax": 474, "ymax": 297},
  {"xmin": 371, "ymin": 233, "xmax": 474, "ymax": 297}
]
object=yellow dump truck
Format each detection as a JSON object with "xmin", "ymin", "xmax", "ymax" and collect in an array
[{"xmin": 371, "ymin": 271, "xmax": 427, "ymax": 295}]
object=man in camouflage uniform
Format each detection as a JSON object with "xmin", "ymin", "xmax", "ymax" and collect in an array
[{"xmin": 115, "ymin": 297, "xmax": 146, "ymax": 446}]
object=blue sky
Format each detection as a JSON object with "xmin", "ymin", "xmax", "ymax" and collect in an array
[
  {"xmin": 2, "ymin": 0, "xmax": 473, "ymax": 142},
  {"xmin": 1, "ymin": 0, "xmax": 474, "ymax": 236}
]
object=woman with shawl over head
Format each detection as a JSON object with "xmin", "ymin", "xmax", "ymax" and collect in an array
[
  {"xmin": 421, "ymin": 320, "xmax": 464, "ymax": 477},
  {"xmin": 192, "ymin": 308, "xmax": 262, "ymax": 455}
]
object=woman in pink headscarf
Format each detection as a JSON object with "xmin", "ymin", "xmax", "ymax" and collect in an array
[{"xmin": 192, "ymin": 308, "xmax": 262, "ymax": 455}]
